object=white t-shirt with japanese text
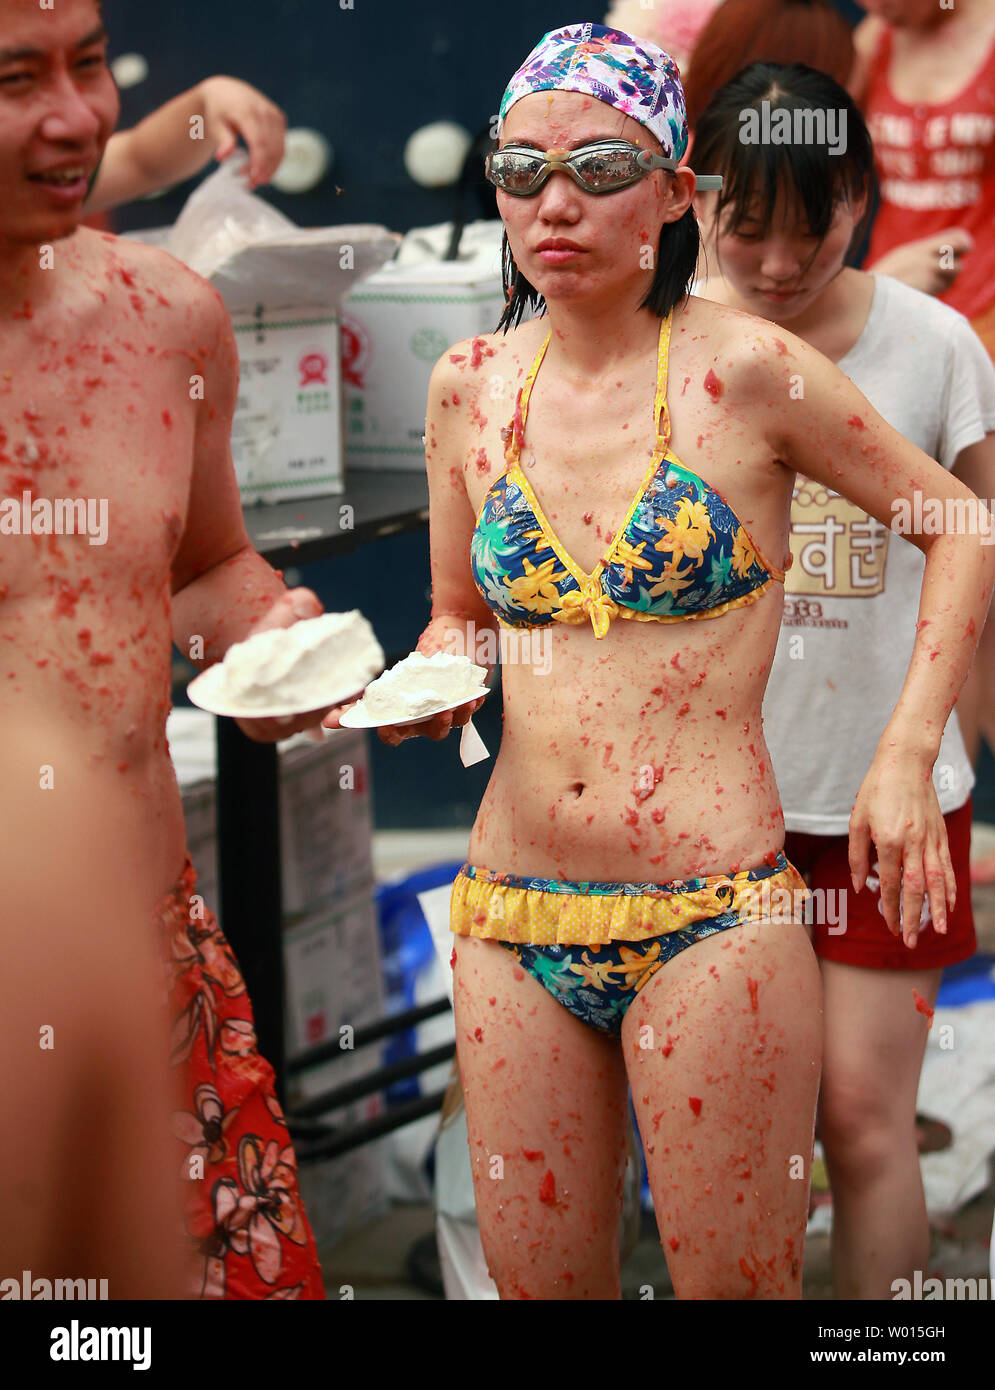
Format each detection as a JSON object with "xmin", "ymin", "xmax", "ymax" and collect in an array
[{"xmin": 761, "ymin": 274, "xmax": 995, "ymax": 834}]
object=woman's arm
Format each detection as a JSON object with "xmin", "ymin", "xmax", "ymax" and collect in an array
[
  {"xmin": 866, "ymin": 230, "xmax": 974, "ymax": 297},
  {"xmin": 323, "ymin": 343, "xmax": 501, "ymax": 744},
  {"xmin": 951, "ymin": 434, "xmax": 995, "ymax": 763},
  {"xmin": 419, "ymin": 347, "xmax": 502, "ymax": 662},
  {"xmin": 758, "ymin": 331, "xmax": 995, "ymax": 941},
  {"xmin": 85, "ymin": 77, "xmax": 286, "ymax": 213}
]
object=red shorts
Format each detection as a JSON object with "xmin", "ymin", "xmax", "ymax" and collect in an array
[{"xmin": 784, "ymin": 799, "xmax": 976, "ymax": 972}]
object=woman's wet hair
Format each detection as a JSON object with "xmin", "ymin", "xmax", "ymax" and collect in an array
[
  {"xmin": 683, "ymin": 0, "xmax": 854, "ymax": 128},
  {"xmin": 692, "ymin": 62, "xmax": 876, "ymax": 257},
  {"xmin": 497, "ymin": 208, "xmax": 700, "ymax": 332}
]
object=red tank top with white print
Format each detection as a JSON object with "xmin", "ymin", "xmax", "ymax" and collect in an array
[{"xmin": 864, "ymin": 24, "xmax": 995, "ymax": 321}]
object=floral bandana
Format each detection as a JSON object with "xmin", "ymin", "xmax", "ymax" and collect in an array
[{"xmin": 498, "ymin": 22, "xmax": 689, "ymax": 161}]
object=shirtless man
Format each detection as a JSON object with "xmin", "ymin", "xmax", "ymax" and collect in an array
[{"xmin": 1, "ymin": 0, "xmax": 326, "ymax": 1298}]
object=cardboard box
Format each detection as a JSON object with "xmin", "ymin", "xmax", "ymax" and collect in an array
[
  {"xmin": 160, "ymin": 162, "xmax": 398, "ymax": 502},
  {"xmin": 126, "ymin": 227, "xmax": 350, "ymax": 503},
  {"xmin": 168, "ymin": 710, "xmax": 373, "ymax": 923},
  {"xmin": 341, "ymin": 261, "xmax": 506, "ymax": 467},
  {"xmin": 278, "ymin": 728, "xmax": 373, "ymax": 918},
  {"xmin": 283, "ymin": 886, "xmax": 384, "ymax": 1082},
  {"xmin": 230, "ymin": 312, "xmax": 344, "ymax": 504},
  {"xmin": 285, "ymin": 888, "xmax": 389, "ymax": 1254}
]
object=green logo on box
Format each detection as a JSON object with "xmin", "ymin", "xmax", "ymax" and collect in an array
[
  {"xmin": 410, "ymin": 327, "xmax": 448, "ymax": 362},
  {"xmin": 297, "ymin": 390, "xmax": 332, "ymax": 413}
]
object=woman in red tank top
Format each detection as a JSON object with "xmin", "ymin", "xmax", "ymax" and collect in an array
[
  {"xmin": 857, "ymin": 0, "xmax": 995, "ymax": 353},
  {"xmin": 857, "ymin": 0, "xmax": 995, "ymax": 870}
]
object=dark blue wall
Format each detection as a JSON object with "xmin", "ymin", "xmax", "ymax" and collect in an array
[
  {"xmin": 835, "ymin": 1, "xmax": 865, "ymax": 23},
  {"xmin": 105, "ymin": 0, "xmax": 576, "ymax": 235},
  {"xmin": 104, "ymin": 0, "xmax": 865, "ymax": 237}
]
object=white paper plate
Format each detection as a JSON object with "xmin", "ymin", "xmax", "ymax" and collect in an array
[
  {"xmin": 337, "ymin": 687, "xmax": 489, "ymax": 729},
  {"xmin": 186, "ymin": 661, "xmax": 371, "ymax": 719}
]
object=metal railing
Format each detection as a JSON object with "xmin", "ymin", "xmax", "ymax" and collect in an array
[{"xmin": 285, "ymin": 996, "xmax": 454, "ymax": 1163}]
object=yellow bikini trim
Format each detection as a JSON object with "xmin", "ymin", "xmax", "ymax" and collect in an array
[{"xmin": 451, "ymin": 861, "xmax": 810, "ymax": 946}]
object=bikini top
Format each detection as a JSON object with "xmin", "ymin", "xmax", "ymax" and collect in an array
[{"xmin": 470, "ymin": 312, "xmax": 786, "ymax": 640}]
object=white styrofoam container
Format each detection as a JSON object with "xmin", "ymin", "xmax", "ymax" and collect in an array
[{"xmin": 341, "ymin": 261, "xmax": 506, "ymax": 468}]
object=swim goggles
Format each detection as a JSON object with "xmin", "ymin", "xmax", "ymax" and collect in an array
[{"xmin": 485, "ymin": 139, "xmax": 722, "ymax": 196}]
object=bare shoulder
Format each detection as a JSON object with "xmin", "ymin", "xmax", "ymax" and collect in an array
[
  {"xmin": 426, "ymin": 318, "xmax": 549, "ymax": 469},
  {"xmin": 79, "ymin": 228, "xmax": 233, "ymax": 348},
  {"xmin": 678, "ymin": 293, "xmax": 811, "ymax": 390},
  {"xmin": 850, "ymin": 14, "xmax": 887, "ymax": 103},
  {"xmin": 853, "ymin": 13, "xmax": 887, "ymax": 61},
  {"xmin": 430, "ymin": 319, "xmax": 548, "ymax": 397}
]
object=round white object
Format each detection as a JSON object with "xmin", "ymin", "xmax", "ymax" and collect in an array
[
  {"xmin": 404, "ymin": 121, "xmax": 472, "ymax": 188},
  {"xmin": 187, "ymin": 611, "xmax": 384, "ymax": 717},
  {"xmin": 271, "ymin": 128, "xmax": 333, "ymax": 194},
  {"xmin": 339, "ymin": 690, "xmax": 489, "ymax": 729},
  {"xmin": 350, "ymin": 650, "xmax": 488, "ymax": 723},
  {"xmin": 111, "ymin": 53, "xmax": 149, "ymax": 89}
]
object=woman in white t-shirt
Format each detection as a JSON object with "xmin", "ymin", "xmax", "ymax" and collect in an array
[{"xmin": 693, "ymin": 62, "xmax": 995, "ymax": 1300}]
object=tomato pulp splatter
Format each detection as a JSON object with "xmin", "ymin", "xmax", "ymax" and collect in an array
[
  {"xmin": 912, "ymin": 989, "xmax": 934, "ymax": 1027},
  {"xmin": 703, "ymin": 368, "xmax": 724, "ymax": 400}
]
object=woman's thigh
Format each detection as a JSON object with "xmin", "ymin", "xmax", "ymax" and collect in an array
[
  {"xmin": 622, "ymin": 917, "xmax": 823, "ymax": 1299},
  {"xmin": 453, "ymin": 934, "xmax": 630, "ymax": 1299}
]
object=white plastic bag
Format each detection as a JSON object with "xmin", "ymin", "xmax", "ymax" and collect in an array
[
  {"xmin": 167, "ymin": 154, "xmax": 295, "ymax": 274},
  {"xmin": 166, "ymin": 155, "xmax": 399, "ymax": 313}
]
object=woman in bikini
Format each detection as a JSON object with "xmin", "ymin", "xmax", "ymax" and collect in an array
[{"xmin": 329, "ymin": 23, "xmax": 994, "ymax": 1299}]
